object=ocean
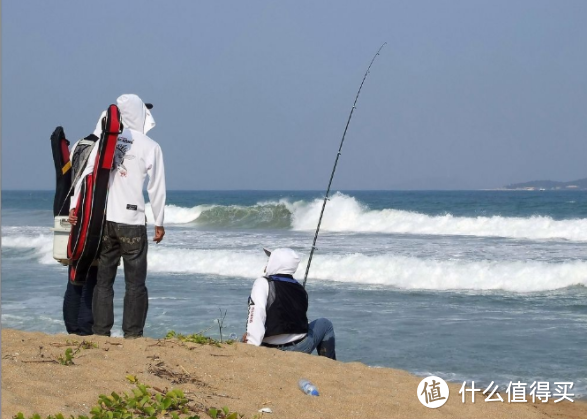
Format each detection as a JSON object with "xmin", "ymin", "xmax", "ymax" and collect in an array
[{"xmin": 2, "ymin": 190, "xmax": 586, "ymax": 397}]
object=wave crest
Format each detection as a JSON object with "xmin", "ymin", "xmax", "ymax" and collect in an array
[
  {"xmin": 146, "ymin": 203, "xmax": 291, "ymax": 228},
  {"xmin": 148, "ymin": 193, "xmax": 587, "ymax": 241},
  {"xmin": 1, "ymin": 234, "xmax": 55, "ymax": 265},
  {"xmin": 3, "ymin": 235, "xmax": 585, "ymax": 292},
  {"xmin": 290, "ymin": 193, "xmax": 587, "ymax": 241},
  {"xmin": 149, "ymin": 249, "xmax": 587, "ymax": 292}
]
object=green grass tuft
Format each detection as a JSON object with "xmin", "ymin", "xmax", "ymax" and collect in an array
[
  {"xmin": 57, "ymin": 348, "xmax": 74, "ymax": 366},
  {"xmin": 165, "ymin": 330, "xmax": 235, "ymax": 347},
  {"xmin": 14, "ymin": 379, "xmax": 207, "ymax": 419}
]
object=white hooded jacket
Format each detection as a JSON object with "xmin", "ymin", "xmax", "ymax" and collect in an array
[
  {"xmin": 246, "ymin": 248, "xmax": 307, "ymax": 346},
  {"xmin": 71, "ymin": 95, "xmax": 166, "ymax": 226}
]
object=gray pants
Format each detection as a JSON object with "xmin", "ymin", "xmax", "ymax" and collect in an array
[{"xmin": 92, "ymin": 221, "xmax": 148, "ymax": 338}]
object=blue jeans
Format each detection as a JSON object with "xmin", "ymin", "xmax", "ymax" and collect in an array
[
  {"xmin": 63, "ymin": 266, "xmax": 97, "ymax": 335},
  {"xmin": 281, "ymin": 318, "xmax": 336, "ymax": 360},
  {"xmin": 92, "ymin": 221, "xmax": 148, "ymax": 338}
]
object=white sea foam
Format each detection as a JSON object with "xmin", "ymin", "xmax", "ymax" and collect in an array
[
  {"xmin": 4, "ymin": 225, "xmax": 586, "ymax": 292},
  {"xmin": 288, "ymin": 193, "xmax": 587, "ymax": 241},
  {"xmin": 146, "ymin": 203, "xmax": 207, "ymax": 224},
  {"xmin": 147, "ymin": 248, "xmax": 587, "ymax": 292},
  {"xmin": 149, "ymin": 248, "xmax": 266, "ymax": 278},
  {"xmin": 1, "ymin": 234, "xmax": 55, "ymax": 264},
  {"xmin": 146, "ymin": 193, "xmax": 587, "ymax": 241}
]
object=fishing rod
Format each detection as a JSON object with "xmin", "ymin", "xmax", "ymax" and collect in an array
[{"xmin": 303, "ymin": 42, "xmax": 387, "ymax": 288}]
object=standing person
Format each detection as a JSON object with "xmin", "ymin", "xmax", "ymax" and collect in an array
[
  {"xmin": 244, "ymin": 248, "xmax": 336, "ymax": 359},
  {"xmin": 62, "ymin": 111, "xmax": 104, "ymax": 335},
  {"xmin": 69, "ymin": 94, "xmax": 166, "ymax": 338}
]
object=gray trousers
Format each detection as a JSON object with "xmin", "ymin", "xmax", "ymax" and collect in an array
[{"xmin": 92, "ymin": 221, "xmax": 148, "ymax": 338}]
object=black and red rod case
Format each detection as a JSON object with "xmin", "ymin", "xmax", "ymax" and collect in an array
[{"xmin": 68, "ymin": 104, "xmax": 122, "ymax": 283}]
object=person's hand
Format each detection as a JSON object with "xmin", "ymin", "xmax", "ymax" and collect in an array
[
  {"xmin": 153, "ymin": 226, "xmax": 165, "ymax": 243},
  {"xmin": 241, "ymin": 333, "xmax": 248, "ymax": 343},
  {"xmin": 68, "ymin": 209, "xmax": 78, "ymax": 226}
]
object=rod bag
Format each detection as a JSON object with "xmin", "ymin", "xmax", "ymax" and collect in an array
[
  {"xmin": 50, "ymin": 126, "xmax": 72, "ymax": 216},
  {"xmin": 68, "ymin": 104, "xmax": 122, "ymax": 283}
]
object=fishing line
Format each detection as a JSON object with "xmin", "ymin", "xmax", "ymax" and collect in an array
[{"xmin": 303, "ymin": 42, "xmax": 387, "ymax": 288}]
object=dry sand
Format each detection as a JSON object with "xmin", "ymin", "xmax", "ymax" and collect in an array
[{"xmin": 2, "ymin": 328, "xmax": 585, "ymax": 419}]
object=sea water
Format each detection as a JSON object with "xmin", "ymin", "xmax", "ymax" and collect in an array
[{"xmin": 2, "ymin": 190, "xmax": 586, "ymax": 397}]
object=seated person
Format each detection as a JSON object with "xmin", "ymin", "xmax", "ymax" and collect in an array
[{"xmin": 244, "ymin": 247, "xmax": 336, "ymax": 360}]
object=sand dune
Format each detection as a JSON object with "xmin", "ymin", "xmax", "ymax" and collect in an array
[{"xmin": 1, "ymin": 329, "xmax": 584, "ymax": 419}]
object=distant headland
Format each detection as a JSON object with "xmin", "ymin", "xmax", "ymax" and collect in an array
[{"xmin": 504, "ymin": 178, "xmax": 587, "ymax": 190}]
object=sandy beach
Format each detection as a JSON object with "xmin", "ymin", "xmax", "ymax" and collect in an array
[{"xmin": 1, "ymin": 329, "xmax": 585, "ymax": 419}]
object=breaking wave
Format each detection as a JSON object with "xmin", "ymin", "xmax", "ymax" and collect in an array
[
  {"xmin": 147, "ymin": 203, "xmax": 292, "ymax": 228},
  {"xmin": 146, "ymin": 193, "xmax": 587, "ymax": 241},
  {"xmin": 146, "ymin": 249, "xmax": 587, "ymax": 292},
  {"xmin": 1, "ymin": 234, "xmax": 56, "ymax": 265},
  {"xmin": 5, "ymin": 234, "xmax": 584, "ymax": 292}
]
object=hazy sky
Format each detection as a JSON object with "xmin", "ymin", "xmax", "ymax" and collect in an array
[{"xmin": 2, "ymin": 0, "xmax": 586, "ymax": 190}]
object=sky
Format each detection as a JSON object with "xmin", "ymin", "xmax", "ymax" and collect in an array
[{"xmin": 1, "ymin": 0, "xmax": 586, "ymax": 190}]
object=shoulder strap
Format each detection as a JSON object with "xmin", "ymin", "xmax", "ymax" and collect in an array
[{"xmin": 265, "ymin": 275, "xmax": 300, "ymax": 285}]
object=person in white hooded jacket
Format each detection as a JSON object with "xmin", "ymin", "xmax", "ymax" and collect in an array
[
  {"xmin": 244, "ymin": 248, "xmax": 336, "ymax": 359},
  {"xmin": 69, "ymin": 94, "xmax": 166, "ymax": 338}
]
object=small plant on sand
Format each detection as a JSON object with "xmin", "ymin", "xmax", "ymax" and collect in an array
[
  {"xmin": 207, "ymin": 406, "xmax": 243, "ymax": 419},
  {"xmin": 13, "ymin": 377, "xmax": 207, "ymax": 418},
  {"xmin": 216, "ymin": 309, "xmax": 227, "ymax": 343},
  {"xmin": 166, "ymin": 330, "xmax": 233, "ymax": 347},
  {"xmin": 57, "ymin": 348, "xmax": 74, "ymax": 366},
  {"xmin": 90, "ymin": 381, "xmax": 199, "ymax": 418},
  {"xmin": 13, "ymin": 414, "xmax": 64, "ymax": 419},
  {"xmin": 78, "ymin": 340, "xmax": 99, "ymax": 350},
  {"xmin": 63, "ymin": 339, "xmax": 97, "ymax": 349},
  {"xmin": 55, "ymin": 340, "xmax": 98, "ymax": 365}
]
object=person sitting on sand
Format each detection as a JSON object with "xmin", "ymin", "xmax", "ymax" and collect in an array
[{"xmin": 243, "ymin": 247, "xmax": 336, "ymax": 360}]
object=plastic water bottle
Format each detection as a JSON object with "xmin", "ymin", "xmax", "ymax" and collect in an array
[{"xmin": 298, "ymin": 379, "xmax": 319, "ymax": 396}]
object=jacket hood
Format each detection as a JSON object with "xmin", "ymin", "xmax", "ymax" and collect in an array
[
  {"xmin": 265, "ymin": 248, "xmax": 301, "ymax": 276},
  {"xmin": 116, "ymin": 94, "xmax": 156, "ymax": 134},
  {"xmin": 92, "ymin": 111, "xmax": 107, "ymax": 138}
]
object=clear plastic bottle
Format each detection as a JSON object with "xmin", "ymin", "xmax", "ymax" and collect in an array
[{"xmin": 298, "ymin": 379, "xmax": 319, "ymax": 396}]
